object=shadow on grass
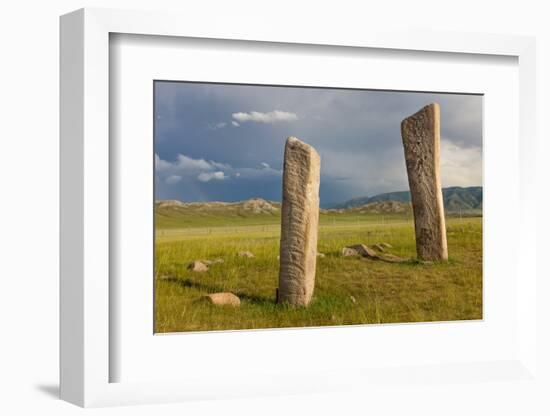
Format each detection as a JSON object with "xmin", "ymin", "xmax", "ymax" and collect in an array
[{"xmin": 163, "ymin": 277, "xmax": 275, "ymax": 305}]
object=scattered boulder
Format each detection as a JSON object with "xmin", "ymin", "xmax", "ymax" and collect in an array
[
  {"xmin": 203, "ymin": 292, "xmax": 241, "ymax": 307},
  {"xmin": 371, "ymin": 244, "xmax": 387, "ymax": 252},
  {"xmin": 187, "ymin": 260, "xmax": 209, "ymax": 272},
  {"xmin": 343, "ymin": 243, "xmax": 408, "ymax": 263},
  {"xmin": 346, "ymin": 244, "xmax": 378, "ymax": 259},
  {"xmin": 342, "ymin": 247, "xmax": 359, "ymax": 257},
  {"xmin": 237, "ymin": 251, "xmax": 254, "ymax": 258}
]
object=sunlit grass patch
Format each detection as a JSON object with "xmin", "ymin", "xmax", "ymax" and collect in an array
[{"xmin": 155, "ymin": 214, "xmax": 482, "ymax": 333}]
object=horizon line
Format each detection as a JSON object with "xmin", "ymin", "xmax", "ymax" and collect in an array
[{"xmin": 155, "ymin": 184, "xmax": 483, "ymax": 205}]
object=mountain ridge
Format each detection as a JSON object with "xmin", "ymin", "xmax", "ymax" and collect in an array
[
  {"xmin": 156, "ymin": 186, "xmax": 482, "ymax": 217},
  {"xmin": 330, "ymin": 186, "xmax": 482, "ymax": 212}
]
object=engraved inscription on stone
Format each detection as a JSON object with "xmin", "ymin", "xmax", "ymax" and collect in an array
[
  {"xmin": 401, "ymin": 103, "xmax": 448, "ymax": 261},
  {"xmin": 277, "ymin": 137, "xmax": 321, "ymax": 306}
]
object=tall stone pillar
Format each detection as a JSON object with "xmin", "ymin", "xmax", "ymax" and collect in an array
[
  {"xmin": 277, "ymin": 137, "xmax": 321, "ymax": 306},
  {"xmin": 401, "ymin": 103, "xmax": 448, "ymax": 261}
]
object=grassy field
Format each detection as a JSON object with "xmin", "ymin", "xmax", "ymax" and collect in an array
[{"xmin": 155, "ymin": 212, "xmax": 482, "ymax": 333}]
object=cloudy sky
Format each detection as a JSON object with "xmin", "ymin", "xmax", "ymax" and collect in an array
[{"xmin": 155, "ymin": 81, "xmax": 482, "ymax": 207}]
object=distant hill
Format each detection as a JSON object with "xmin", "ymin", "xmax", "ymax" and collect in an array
[
  {"xmin": 155, "ymin": 198, "xmax": 282, "ymax": 228},
  {"xmin": 331, "ymin": 186, "xmax": 482, "ymax": 213},
  {"xmin": 155, "ymin": 186, "xmax": 482, "ymax": 229},
  {"xmin": 156, "ymin": 197, "xmax": 280, "ymax": 217}
]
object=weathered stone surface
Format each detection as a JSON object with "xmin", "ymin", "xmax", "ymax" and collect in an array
[
  {"xmin": 371, "ymin": 243, "xmax": 387, "ymax": 252},
  {"xmin": 203, "ymin": 292, "xmax": 241, "ymax": 307},
  {"xmin": 347, "ymin": 244, "xmax": 378, "ymax": 259},
  {"xmin": 401, "ymin": 103, "xmax": 448, "ymax": 261},
  {"xmin": 342, "ymin": 247, "xmax": 359, "ymax": 257},
  {"xmin": 343, "ymin": 243, "xmax": 408, "ymax": 263},
  {"xmin": 278, "ymin": 137, "xmax": 321, "ymax": 307},
  {"xmin": 187, "ymin": 260, "xmax": 208, "ymax": 272},
  {"xmin": 237, "ymin": 251, "xmax": 254, "ymax": 258}
]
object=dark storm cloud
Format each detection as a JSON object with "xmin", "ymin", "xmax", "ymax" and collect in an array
[{"xmin": 154, "ymin": 81, "xmax": 482, "ymax": 206}]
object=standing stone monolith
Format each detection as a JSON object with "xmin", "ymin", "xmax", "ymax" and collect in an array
[
  {"xmin": 277, "ymin": 137, "xmax": 321, "ymax": 307},
  {"xmin": 401, "ymin": 103, "xmax": 448, "ymax": 261}
]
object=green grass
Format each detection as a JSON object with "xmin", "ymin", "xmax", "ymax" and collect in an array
[{"xmin": 155, "ymin": 213, "xmax": 482, "ymax": 333}]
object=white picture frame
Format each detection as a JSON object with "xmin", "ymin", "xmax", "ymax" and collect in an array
[{"xmin": 60, "ymin": 7, "xmax": 537, "ymax": 408}]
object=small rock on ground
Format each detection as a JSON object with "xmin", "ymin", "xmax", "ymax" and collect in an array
[
  {"xmin": 343, "ymin": 244, "xmax": 408, "ymax": 263},
  {"xmin": 371, "ymin": 244, "xmax": 387, "ymax": 252},
  {"xmin": 342, "ymin": 247, "xmax": 359, "ymax": 257},
  {"xmin": 346, "ymin": 244, "xmax": 378, "ymax": 258},
  {"xmin": 187, "ymin": 260, "xmax": 209, "ymax": 272},
  {"xmin": 203, "ymin": 292, "xmax": 241, "ymax": 307},
  {"xmin": 317, "ymin": 252, "xmax": 326, "ymax": 258}
]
